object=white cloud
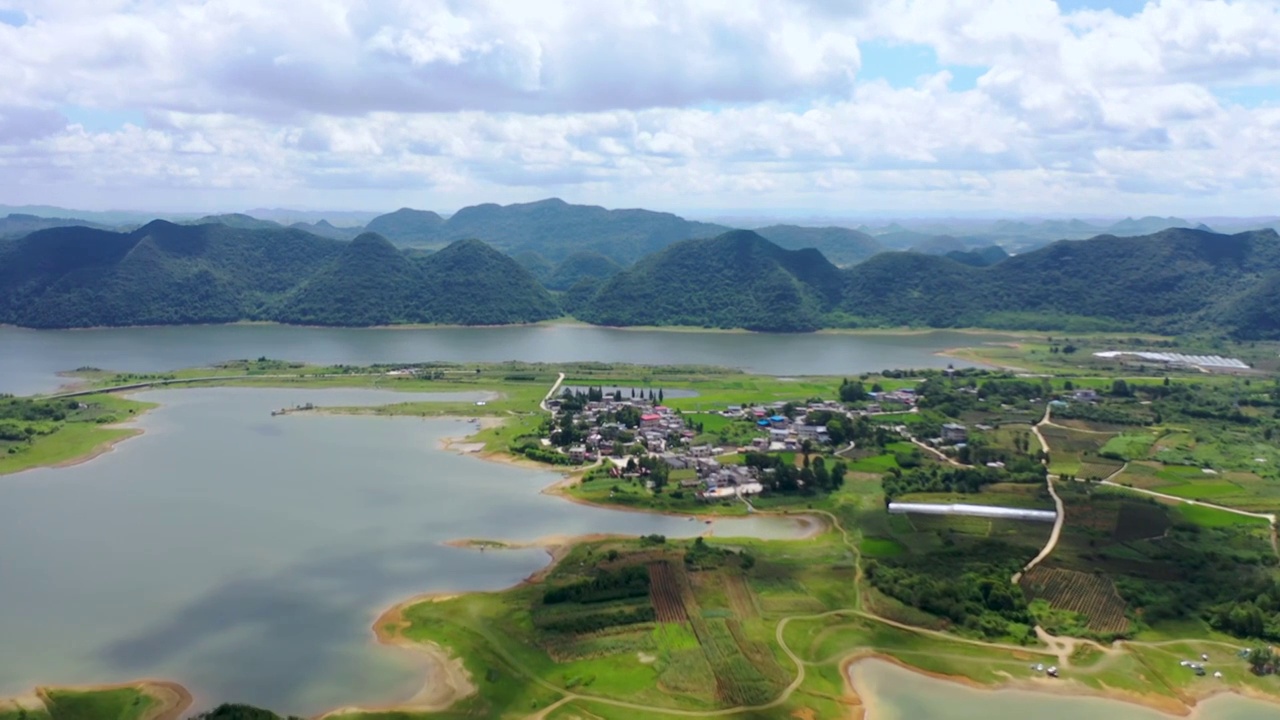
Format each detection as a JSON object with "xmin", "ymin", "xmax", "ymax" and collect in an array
[{"xmin": 0, "ymin": 0, "xmax": 1276, "ymax": 214}]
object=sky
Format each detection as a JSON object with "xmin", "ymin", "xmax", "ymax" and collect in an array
[{"xmin": 0, "ymin": 0, "xmax": 1278, "ymax": 216}]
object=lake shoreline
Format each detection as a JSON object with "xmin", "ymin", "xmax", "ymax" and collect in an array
[
  {"xmin": 842, "ymin": 653, "xmax": 1280, "ymax": 720},
  {"xmin": 10, "ymin": 384, "xmax": 1274, "ymax": 718},
  {"xmin": 330, "ymin": 595, "xmax": 478, "ymax": 719},
  {"xmin": 0, "ymin": 679, "xmax": 193, "ymax": 720},
  {"xmin": 0, "ymin": 320, "xmax": 1166, "ymax": 339},
  {"xmin": 1, "ymin": 398, "xmax": 154, "ymax": 478}
]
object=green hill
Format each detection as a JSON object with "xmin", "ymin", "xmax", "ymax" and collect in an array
[
  {"xmin": 752, "ymin": 225, "xmax": 884, "ymax": 266},
  {"xmin": 364, "ymin": 208, "xmax": 445, "ymax": 244},
  {"xmin": 576, "ymin": 230, "xmax": 843, "ymax": 332},
  {"xmin": 514, "ymin": 251, "xmax": 555, "ymax": 284},
  {"xmin": 190, "ymin": 213, "xmax": 284, "ymax": 230},
  {"xmin": 416, "ymin": 238, "xmax": 561, "ymax": 324},
  {"xmin": 6, "ymin": 220, "xmax": 1280, "ymax": 337},
  {"xmin": 278, "ymin": 233, "xmax": 423, "ymax": 326},
  {"xmin": 841, "ymin": 228, "xmax": 1280, "ymax": 334},
  {"xmin": 365, "ymin": 198, "xmax": 727, "ymax": 264},
  {"xmin": 0, "ymin": 224, "xmax": 556, "ymax": 328},
  {"xmin": 0, "ymin": 221, "xmax": 341, "ymax": 327},
  {"xmin": 546, "ymin": 251, "xmax": 623, "ymax": 291},
  {"xmin": 945, "ymin": 245, "xmax": 1009, "ymax": 267},
  {"xmin": 0, "ymin": 213, "xmax": 108, "ymax": 238}
]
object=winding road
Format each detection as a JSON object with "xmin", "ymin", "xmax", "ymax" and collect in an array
[
  {"xmin": 1014, "ymin": 406, "xmax": 1065, "ymax": 584},
  {"xmin": 540, "ymin": 372, "xmax": 566, "ymax": 413}
]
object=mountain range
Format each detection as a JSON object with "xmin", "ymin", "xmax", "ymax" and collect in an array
[
  {"xmin": 4, "ymin": 202, "xmax": 1280, "ymax": 338},
  {"xmin": 11, "ymin": 199, "xmax": 1273, "ymax": 266},
  {"xmin": 0, "ymin": 222, "xmax": 557, "ymax": 328}
]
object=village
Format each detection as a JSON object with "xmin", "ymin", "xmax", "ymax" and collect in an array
[{"xmin": 542, "ymin": 384, "xmax": 935, "ymax": 502}]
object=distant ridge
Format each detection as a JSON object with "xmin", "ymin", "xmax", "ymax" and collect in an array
[{"xmin": 364, "ymin": 198, "xmax": 728, "ymax": 264}]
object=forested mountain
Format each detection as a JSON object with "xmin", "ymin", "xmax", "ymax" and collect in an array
[
  {"xmin": 191, "ymin": 213, "xmax": 285, "ymax": 230},
  {"xmin": 278, "ymin": 233, "xmax": 423, "ymax": 325},
  {"xmin": 5, "ymin": 219, "xmax": 1280, "ymax": 337},
  {"xmin": 288, "ymin": 219, "xmax": 362, "ymax": 240},
  {"xmin": 576, "ymin": 227, "xmax": 1280, "ymax": 336},
  {"xmin": 546, "ymin": 251, "xmax": 624, "ymax": 291},
  {"xmin": 364, "ymin": 208, "xmax": 446, "ymax": 243},
  {"xmin": 0, "ymin": 222, "xmax": 556, "ymax": 328},
  {"xmin": 416, "ymin": 238, "xmax": 561, "ymax": 324},
  {"xmin": 575, "ymin": 230, "xmax": 844, "ymax": 332},
  {"xmin": 364, "ymin": 198, "xmax": 726, "ymax": 264},
  {"xmin": 751, "ymin": 225, "xmax": 884, "ymax": 266},
  {"xmin": 0, "ymin": 213, "xmax": 108, "ymax": 238},
  {"xmin": 945, "ymin": 245, "xmax": 1009, "ymax": 267},
  {"xmin": 841, "ymin": 228, "xmax": 1280, "ymax": 336}
]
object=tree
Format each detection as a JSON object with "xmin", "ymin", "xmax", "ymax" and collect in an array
[
  {"xmin": 1248, "ymin": 646, "xmax": 1275, "ymax": 675},
  {"xmin": 839, "ymin": 379, "xmax": 867, "ymax": 403},
  {"xmin": 658, "ymin": 388, "xmax": 664, "ymax": 403},
  {"xmin": 1111, "ymin": 379, "xmax": 1131, "ymax": 397},
  {"xmin": 826, "ymin": 417, "xmax": 850, "ymax": 445}
]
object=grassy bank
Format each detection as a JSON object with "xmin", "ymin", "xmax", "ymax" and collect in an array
[{"xmin": 0, "ymin": 394, "xmax": 156, "ymax": 476}]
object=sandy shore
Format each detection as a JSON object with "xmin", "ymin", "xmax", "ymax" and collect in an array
[
  {"xmin": 331, "ymin": 596, "xmax": 479, "ymax": 719},
  {"xmin": 434, "ymin": 415, "xmax": 506, "ymax": 453}
]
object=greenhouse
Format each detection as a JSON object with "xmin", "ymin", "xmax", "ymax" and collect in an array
[{"xmin": 887, "ymin": 502, "xmax": 1057, "ymax": 523}]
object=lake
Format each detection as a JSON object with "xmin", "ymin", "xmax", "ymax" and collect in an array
[
  {"xmin": 0, "ymin": 387, "xmax": 809, "ymax": 715},
  {"xmin": 0, "ymin": 324, "xmax": 1006, "ymax": 395},
  {"xmin": 4, "ymin": 351, "xmax": 1276, "ymax": 717},
  {"xmin": 850, "ymin": 658, "xmax": 1280, "ymax": 720}
]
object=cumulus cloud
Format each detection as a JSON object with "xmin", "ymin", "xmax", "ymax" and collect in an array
[{"xmin": 0, "ymin": 0, "xmax": 1277, "ymax": 214}]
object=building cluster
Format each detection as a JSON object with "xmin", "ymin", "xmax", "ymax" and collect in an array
[
  {"xmin": 862, "ymin": 388, "xmax": 918, "ymax": 414},
  {"xmin": 720, "ymin": 401, "xmax": 842, "ymax": 451},
  {"xmin": 547, "ymin": 394, "xmax": 857, "ymax": 502},
  {"xmin": 547, "ymin": 395, "xmax": 692, "ymax": 464}
]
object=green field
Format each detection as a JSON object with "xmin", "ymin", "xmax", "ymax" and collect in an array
[
  {"xmin": 12, "ymin": 351, "xmax": 1280, "ymax": 718},
  {"xmin": 0, "ymin": 687, "xmax": 161, "ymax": 720},
  {"xmin": 0, "ymin": 394, "xmax": 156, "ymax": 476}
]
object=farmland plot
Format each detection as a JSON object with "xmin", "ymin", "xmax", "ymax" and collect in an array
[
  {"xmin": 1021, "ymin": 566, "xmax": 1130, "ymax": 635},
  {"xmin": 649, "ymin": 562, "xmax": 690, "ymax": 624}
]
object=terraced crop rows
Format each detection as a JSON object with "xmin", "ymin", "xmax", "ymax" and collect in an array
[
  {"xmin": 1021, "ymin": 566, "xmax": 1130, "ymax": 634},
  {"xmin": 649, "ymin": 562, "xmax": 689, "ymax": 623}
]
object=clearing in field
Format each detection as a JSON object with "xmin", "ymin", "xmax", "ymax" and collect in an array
[{"xmin": 1021, "ymin": 566, "xmax": 1131, "ymax": 635}]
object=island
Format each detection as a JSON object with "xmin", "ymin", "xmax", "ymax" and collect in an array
[{"xmin": 3, "ymin": 334, "xmax": 1280, "ymax": 719}]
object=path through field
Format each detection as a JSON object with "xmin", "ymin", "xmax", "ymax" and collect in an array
[
  {"xmin": 540, "ymin": 372, "xmax": 566, "ymax": 413},
  {"xmin": 1014, "ymin": 406, "xmax": 1065, "ymax": 585}
]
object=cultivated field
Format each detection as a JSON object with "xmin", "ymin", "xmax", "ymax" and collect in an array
[{"xmin": 1021, "ymin": 566, "xmax": 1131, "ymax": 635}]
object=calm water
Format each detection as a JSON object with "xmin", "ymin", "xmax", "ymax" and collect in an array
[
  {"xmin": 850, "ymin": 659, "xmax": 1279, "ymax": 720},
  {"xmin": 0, "ymin": 324, "xmax": 1002, "ymax": 395},
  {"xmin": 0, "ymin": 388, "xmax": 805, "ymax": 714}
]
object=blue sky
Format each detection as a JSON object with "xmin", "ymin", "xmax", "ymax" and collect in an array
[
  {"xmin": 0, "ymin": 0, "xmax": 1276, "ymax": 215},
  {"xmin": 1056, "ymin": 0, "xmax": 1150, "ymax": 14},
  {"xmin": 857, "ymin": 41, "xmax": 985, "ymax": 91}
]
